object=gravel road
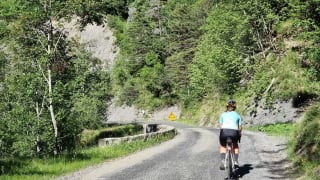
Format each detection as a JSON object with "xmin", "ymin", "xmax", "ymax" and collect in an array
[{"xmin": 57, "ymin": 121, "xmax": 291, "ymax": 180}]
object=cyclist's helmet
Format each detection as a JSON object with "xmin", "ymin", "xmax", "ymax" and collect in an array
[{"xmin": 226, "ymin": 99, "xmax": 236, "ymax": 108}]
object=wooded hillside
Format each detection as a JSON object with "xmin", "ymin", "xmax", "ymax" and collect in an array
[
  {"xmin": 0, "ymin": 0, "xmax": 319, "ymax": 178},
  {"xmin": 111, "ymin": 0, "xmax": 320, "ymax": 112}
]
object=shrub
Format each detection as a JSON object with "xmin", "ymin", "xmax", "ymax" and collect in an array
[{"xmin": 290, "ymin": 102, "xmax": 320, "ymax": 178}]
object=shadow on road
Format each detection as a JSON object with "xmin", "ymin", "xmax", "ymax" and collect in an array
[
  {"xmin": 263, "ymin": 158, "xmax": 293, "ymax": 179},
  {"xmin": 259, "ymin": 143, "xmax": 293, "ymax": 179},
  {"xmin": 236, "ymin": 164, "xmax": 254, "ymax": 179}
]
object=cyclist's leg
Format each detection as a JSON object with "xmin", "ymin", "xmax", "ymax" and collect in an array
[
  {"xmin": 232, "ymin": 139, "xmax": 240, "ymax": 168},
  {"xmin": 219, "ymin": 145, "xmax": 227, "ymax": 170},
  {"xmin": 219, "ymin": 130, "xmax": 227, "ymax": 170},
  {"xmin": 228, "ymin": 130, "xmax": 240, "ymax": 167},
  {"xmin": 219, "ymin": 129, "xmax": 227, "ymax": 154},
  {"xmin": 233, "ymin": 142, "xmax": 240, "ymax": 167},
  {"xmin": 233, "ymin": 142, "xmax": 239, "ymax": 156}
]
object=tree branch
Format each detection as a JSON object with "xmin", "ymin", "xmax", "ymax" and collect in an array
[{"xmin": 264, "ymin": 77, "xmax": 275, "ymax": 95}]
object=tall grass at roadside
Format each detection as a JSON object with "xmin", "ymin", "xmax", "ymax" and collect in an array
[
  {"xmin": 245, "ymin": 122, "xmax": 296, "ymax": 137},
  {"xmin": 288, "ymin": 103, "xmax": 320, "ymax": 179},
  {"xmin": 0, "ymin": 132, "xmax": 176, "ymax": 180}
]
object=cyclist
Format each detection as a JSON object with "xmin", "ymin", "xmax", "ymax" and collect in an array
[{"xmin": 218, "ymin": 99, "xmax": 242, "ymax": 170}]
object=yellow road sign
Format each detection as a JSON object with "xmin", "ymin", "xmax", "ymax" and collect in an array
[{"xmin": 168, "ymin": 112, "xmax": 176, "ymax": 121}]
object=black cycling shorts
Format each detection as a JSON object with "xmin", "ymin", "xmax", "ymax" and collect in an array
[{"xmin": 219, "ymin": 129, "xmax": 240, "ymax": 146}]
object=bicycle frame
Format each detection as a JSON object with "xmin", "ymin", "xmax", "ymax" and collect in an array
[{"xmin": 224, "ymin": 137, "xmax": 235, "ymax": 179}]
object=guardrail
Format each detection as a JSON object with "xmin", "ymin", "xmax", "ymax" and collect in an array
[{"xmin": 98, "ymin": 124, "xmax": 176, "ymax": 147}]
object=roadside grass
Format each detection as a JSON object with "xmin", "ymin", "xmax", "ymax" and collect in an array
[
  {"xmin": 245, "ymin": 122, "xmax": 296, "ymax": 137},
  {"xmin": 245, "ymin": 113, "xmax": 319, "ymax": 179},
  {"xmin": 0, "ymin": 132, "xmax": 176, "ymax": 180},
  {"xmin": 176, "ymin": 118, "xmax": 198, "ymax": 126},
  {"xmin": 287, "ymin": 103, "xmax": 320, "ymax": 179}
]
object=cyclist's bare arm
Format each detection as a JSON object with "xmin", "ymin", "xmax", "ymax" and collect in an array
[{"xmin": 238, "ymin": 125, "xmax": 242, "ymax": 135}]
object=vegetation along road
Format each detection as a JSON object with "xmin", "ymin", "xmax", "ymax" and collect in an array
[
  {"xmin": 59, "ymin": 121, "xmax": 290, "ymax": 180},
  {"xmin": 2, "ymin": 0, "xmax": 319, "ymax": 179}
]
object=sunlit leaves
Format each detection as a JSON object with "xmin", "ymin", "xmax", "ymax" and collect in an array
[
  {"xmin": 189, "ymin": 2, "xmax": 249, "ymax": 99},
  {"xmin": 0, "ymin": 0, "xmax": 113, "ymax": 158}
]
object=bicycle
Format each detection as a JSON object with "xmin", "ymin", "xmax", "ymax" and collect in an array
[{"xmin": 224, "ymin": 137, "xmax": 236, "ymax": 179}]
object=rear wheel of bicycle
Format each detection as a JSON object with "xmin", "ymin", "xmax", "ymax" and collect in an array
[{"xmin": 225, "ymin": 151, "xmax": 233, "ymax": 179}]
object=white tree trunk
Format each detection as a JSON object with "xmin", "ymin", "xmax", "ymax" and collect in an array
[
  {"xmin": 47, "ymin": 69, "xmax": 58, "ymax": 155},
  {"xmin": 33, "ymin": 0, "xmax": 59, "ymax": 155},
  {"xmin": 36, "ymin": 60, "xmax": 58, "ymax": 155},
  {"xmin": 35, "ymin": 101, "xmax": 41, "ymax": 153},
  {"xmin": 46, "ymin": 15, "xmax": 58, "ymax": 155},
  {"xmin": 35, "ymin": 90, "xmax": 46, "ymax": 154}
]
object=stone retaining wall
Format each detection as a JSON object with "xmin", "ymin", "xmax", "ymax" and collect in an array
[{"xmin": 98, "ymin": 124, "xmax": 176, "ymax": 147}]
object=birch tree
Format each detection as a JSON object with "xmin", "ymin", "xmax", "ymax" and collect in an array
[
  {"xmin": 29, "ymin": 0, "xmax": 63, "ymax": 155},
  {"xmin": 1, "ymin": 0, "xmax": 113, "ymax": 157}
]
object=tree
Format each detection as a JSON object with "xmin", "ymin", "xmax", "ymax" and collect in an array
[
  {"xmin": 0, "ymin": 0, "xmax": 112, "ymax": 157},
  {"xmin": 112, "ymin": 0, "xmax": 214, "ymax": 108},
  {"xmin": 163, "ymin": 0, "xmax": 213, "ymax": 103},
  {"xmin": 188, "ymin": 1, "xmax": 252, "ymax": 99},
  {"xmin": 112, "ymin": 0, "xmax": 169, "ymax": 109},
  {"xmin": 69, "ymin": 0, "xmax": 134, "ymax": 28}
]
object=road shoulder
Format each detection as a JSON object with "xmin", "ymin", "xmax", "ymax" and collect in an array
[{"xmin": 245, "ymin": 130, "xmax": 293, "ymax": 179}]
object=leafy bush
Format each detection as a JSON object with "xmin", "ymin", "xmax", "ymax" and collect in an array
[{"xmin": 289, "ymin": 103, "xmax": 320, "ymax": 178}]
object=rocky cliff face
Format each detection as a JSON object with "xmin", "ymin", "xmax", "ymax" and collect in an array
[
  {"xmin": 61, "ymin": 17, "xmax": 181, "ymax": 123},
  {"xmin": 243, "ymin": 100, "xmax": 302, "ymax": 126},
  {"xmin": 60, "ymin": 17, "xmax": 119, "ymax": 70},
  {"xmin": 107, "ymin": 101, "xmax": 181, "ymax": 123}
]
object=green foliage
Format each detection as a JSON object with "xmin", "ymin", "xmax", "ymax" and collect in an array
[
  {"xmin": 2, "ymin": 2, "xmax": 320, "ymax": 179},
  {"xmin": 107, "ymin": 15, "xmax": 127, "ymax": 46},
  {"xmin": 110, "ymin": 0, "xmax": 169, "ymax": 110},
  {"xmin": 0, "ymin": 0, "xmax": 113, "ymax": 158},
  {"xmin": 301, "ymin": 31, "xmax": 320, "ymax": 81},
  {"xmin": 289, "ymin": 0, "xmax": 320, "ymax": 25},
  {"xmin": 112, "ymin": 0, "xmax": 214, "ymax": 109},
  {"xmin": 280, "ymin": 1, "xmax": 320, "ymax": 84},
  {"xmin": 189, "ymin": 2, "xmax": 251, "ymax": 99},
  {"xmin": 289, "ymin": 103, "xmax": 320, "ymax": 178},
  {"xmin": 187, "ymin": 0, "xmax": 292, "ymax": 108},
  {"xmin": 69, "ymin": 0, "xmax": 134, "ymax": 27},
  {"xmin": 247, "ymin": 123, "xmax": 295, "ymax": 137},
  {"xmin": 0, "ymin": 131, "xmax": 175, "ymax": 179},
  {"xmin": 243, "ymin": 51, "xmax": 309, "ymax": 103},
  {"xmin": 164, "ymin": 0, "xmax": 213, "ymax": 104}
]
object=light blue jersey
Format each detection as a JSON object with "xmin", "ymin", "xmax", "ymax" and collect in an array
[{"xmin": 219, "ymin": 111, "xmax": 242, "ymax": 130}]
